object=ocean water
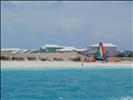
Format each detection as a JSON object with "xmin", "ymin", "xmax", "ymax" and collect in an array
[{"xmin": 1, "ymin": 67, "xmax": 133, "ymax": 100}]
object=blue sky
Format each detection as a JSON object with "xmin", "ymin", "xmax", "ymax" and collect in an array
[{"xmin": 1, "ymin": 1, "xmax": 132, "ymax": 50}]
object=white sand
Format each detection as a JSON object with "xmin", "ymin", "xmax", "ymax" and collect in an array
[{"xmin": 1, "ymin": 61, "xmax": 133, "ymax": 69}]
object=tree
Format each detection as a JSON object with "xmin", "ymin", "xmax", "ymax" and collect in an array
[
  {"xmin": 116, "ymin": 53, "xmax": 124, "ymax": 57},
  {"xmin": 128, "ymin": 53, "xmax": 133, "ymax": 57}
]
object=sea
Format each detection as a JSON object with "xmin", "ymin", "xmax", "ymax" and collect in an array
[{"xmin": 1, "ymin": 67, "xmax": 133, "ymax": 100}]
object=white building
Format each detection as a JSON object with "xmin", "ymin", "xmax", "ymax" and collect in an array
[
  {"xmin": 124, "ymin": 49, "xmax": 132, "ymax": 56},
  {"xmin": 87, "ymin": 43, "xmax": 117, "ymax": 57},
  {"xmin": 59, "ymin": 47, "xmax": 87, "ymax": 55}
]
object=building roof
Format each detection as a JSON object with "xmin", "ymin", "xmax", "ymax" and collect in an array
[
  {"xmin": 1, "ymin": 48, "xmax": 21, "ymax": 51},
  {"xmin": 59, "ymin": 47, "xmax": 77, "ymax": 51},
  {"xmin": 59, "ymin": 47, "xmax": 87, "ymax": 52},
  {"xmin": 43, "ymin": 44, "xmax": 65, "ymax": 48},
  {"xmin": 88, "ymin": 43, "xmax": 117, "ymax": 47},
  {"xmin": 9, "ymin": 49, "xmax": 37, "ymax": 54},
  {"xmin": 40, "ymin": 46, "xmax": 46, "ymax": 49}
]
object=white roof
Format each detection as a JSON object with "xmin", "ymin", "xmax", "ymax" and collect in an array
[
  {"xmin": 11, "ymin": 50, "xmax": 23, "ymax": 54},
  {"xmin": 29, "ymin": 49, "xmax": 37, "ymax": 51},
  {"xmin": 59, "ymin": 47, "xmax": 86, "ymax": 52},
  {"xmin": 76, "ymin": 49, "xmax": 87, "ymax": 51},
  {"xmin": 88, "ymin": 43, "xmax": 117, "ymax": 47},
  {"xmin": 19, "ymin": 50, "xmax": 29, "ymax": 53},
  {"xmin": 40, "ymin": 46, "xmax": 46, "ymax": 49},
  {"xmin": 59, "ymin": 47, "xmax": 77, "ymax": 51},
  {"xmin": 1, "ymin": 48, "xmax": 21, "ymax": 51},
  {"xmin": 44, "ymin": 44, "xmax": 65, "ymax": 48}
]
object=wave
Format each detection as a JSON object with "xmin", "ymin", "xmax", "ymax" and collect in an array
[{"xmin": 112, "ymin": 96, "xmax": 133, "ymax": 100}]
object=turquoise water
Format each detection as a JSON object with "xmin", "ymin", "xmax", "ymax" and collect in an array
[{"xmin": 1, "ymin": 67, "xmax": 133, "ymax": 100}]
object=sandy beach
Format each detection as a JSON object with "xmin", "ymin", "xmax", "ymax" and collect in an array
[{"xmin": 1, "ymin": 61, "xmax": 133, "ymax": 69}]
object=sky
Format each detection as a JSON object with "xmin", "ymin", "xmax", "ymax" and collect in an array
[{"xmin": 1, "ymin": 1, "xmax": 133, "ymax": 50}]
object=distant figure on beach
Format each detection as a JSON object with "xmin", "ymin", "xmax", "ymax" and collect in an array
[{"xmin": 81, "ymin": 62, "xmax": 83, "ymax": 67}]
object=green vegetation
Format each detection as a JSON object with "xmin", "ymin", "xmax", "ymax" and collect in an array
[
  {"xmin": 115, "ymin": 52, "xmax": 133, "ymax": 57},
  {"xmin": 128, "ymin": 53, "xmax": 133, "ymax": 57}
]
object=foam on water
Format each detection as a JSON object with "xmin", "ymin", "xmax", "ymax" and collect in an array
[{"xmin": 120, "ymin": 96, "xmax": 133, "ymax": 100}]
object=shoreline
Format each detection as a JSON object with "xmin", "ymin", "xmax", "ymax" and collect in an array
[{"xmin": 1, "ymin": 61, "xmax": 133, "ymax": 69}]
